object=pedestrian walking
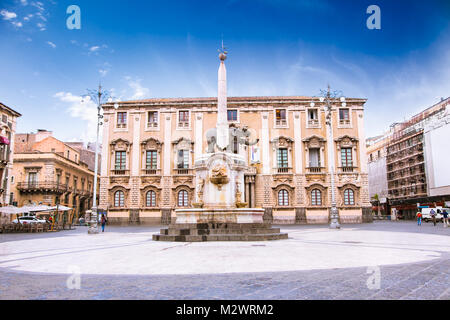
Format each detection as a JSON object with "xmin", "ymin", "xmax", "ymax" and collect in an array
[
  {"xmin": 416, "ymin": 211, "xmax": 422, "ymax": 226},
  {"xmin": 443, "ymin": 209, "xmax": 449, "ymax": 228},
  {"xmin": 430, "ymin": 209, "xmax": 436, "ymax": 226},
  {"xmin": 101, "ymin": 214, "xmax": 107, "ymax": 232}
]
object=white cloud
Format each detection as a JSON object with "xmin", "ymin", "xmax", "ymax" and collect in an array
[
  {"xmin": 125, "ymin": 77, "xmax": 150, "ymax": 100},
  {"xmin": 54, "ymin": 92, "xmax": 99, "ymax": 143},
  {"xmin": 46, "ymin": 41, "xmax": 56, "ymax": 48},
  {"xmin": 12, "ymin": 21, "xmax": 23, "ymax": 27},
  {"xmin": 20, "ymin": 0, "xmax": 28, "ymax": 5},
  {"xmin": 90, "ymin": 46, "xmax": 100, "ymax": 52},
  {"xmin": 0, "ymin": 9, "xmax": 17, "ymax": 20}
]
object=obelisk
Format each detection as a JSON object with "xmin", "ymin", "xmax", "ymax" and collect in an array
[{"xmin": 216, "ymin": 49, "xmax": 229, "ymax": 150}]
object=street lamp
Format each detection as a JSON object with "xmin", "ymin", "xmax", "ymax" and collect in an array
[
  {"xmin": 318, "ymin": 84, "xmax": 343, "ymax": 229},
  {"xmin": 82, "ymin": 84, "xmax": 113, "ymax": 235}
]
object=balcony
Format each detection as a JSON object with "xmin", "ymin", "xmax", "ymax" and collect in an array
[
  {"xmin": 111, "ymin": 169, "xmax": 129, "ymax": 176},
  {"xmin": 307, "ymin": 167, "xmax": 323, "ymax": 174},
  {"xmin": 340, "ymin": 166, "xmax": 354, "ymax": 173},
  {"xmin": 147, "ymin": 122, "xmax": 158, "ymax": 128},
  {"xmin": 173, "ymin": 168, "xmax": 193, "ymax": 175},
  {"xmin": 142, "ymin": 168, "xmax": 161, "ymax": 176},
  {"xmin": 16, "ymin": 182, "xmax": 68, "ymax": 194},
  {"xmin": 276, "ymin": 167, "xmax": 292, "ymax": 174}
]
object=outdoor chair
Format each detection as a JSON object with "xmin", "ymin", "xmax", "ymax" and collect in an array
[
  {"xmin": 36, "ymin": 223, "xmax": 44, "ymax": 233},
  {"xmin": 21, "ymin": 224, "xmax": 31, "ymax": 233},
  {"xmin": 30, "ymin": 223, "xmax": 38, "ymax": 233}
]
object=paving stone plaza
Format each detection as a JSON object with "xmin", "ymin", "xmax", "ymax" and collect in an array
[{"xmin": 0, "ymin": 221, "xmax": 449, "ymax": 300}]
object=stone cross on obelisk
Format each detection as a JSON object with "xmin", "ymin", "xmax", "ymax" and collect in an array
[{"xmin": 216, "ymin": 43, "xmax": 229, "ymax": 151}]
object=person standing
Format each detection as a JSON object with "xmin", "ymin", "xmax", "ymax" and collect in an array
[
  {"xmin": 443, "ymin": 209, "xmax": 449, "ymax": 228},
  {"xmin": 430, "ymin": 209, "xmax": 436, "ymax": 226},
  {"xmin": 101, "ymin": 214, "xmax": 107, "ymax": 233},
  {"xmin": 417, "ymin": 211, "xmax": 422, "ymax": 226}
]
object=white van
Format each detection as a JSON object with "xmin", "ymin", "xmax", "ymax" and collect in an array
[{"xmin": 421, "ymin": 207, "xmax": 446, "ymax": 222}]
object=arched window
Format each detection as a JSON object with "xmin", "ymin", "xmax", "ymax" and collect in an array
[
  {"xmin": 146, "ymin": 190, "xmax": 156, "ymax": 207},
  {"xmin": 178, "ymin": 190, "xmax": 189, "ymax": 207},
  {"xmin": 278, "ymin": 189, "xmax": 289, "ymax": 206},
  {"xmin": 114, "ymin": 190, "xmax": 124, "ymax": 207},
  {"xmin": 311, "ymin": 189, "xmax": 322, "ymax": 206},
  {"xmin": 344, "ymin": 189, "xmax": 355, "ymax": 205}
]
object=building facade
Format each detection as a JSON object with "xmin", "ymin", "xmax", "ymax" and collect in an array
[
  {"xmin": 366, "ymin": 134, "xmax": 389, "ymax": 215},
  {"xmin": 366, "ymin": 97, "xmax": 450, "ymax": 219},
  {"xmin": 99, "ymin": 95, "xmax": 372, "ymax": 225},
  {"xmin": 0, "ymin": 102, "xmax": 21, "ymax": 206},
  {"xmin": 11, "ymin": 130, "xmax": 97, "ymax": 221}
]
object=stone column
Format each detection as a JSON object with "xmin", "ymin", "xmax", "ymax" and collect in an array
[
  {"xmin": 194, "ymin": 112, "xmax": 203, "ymax": 160},
  {"xmin": 99, "ymin": 114, "xmax": 110, "ymax": 211},
  {"xmin": 293, "ymin": 111, "xmax": 302, "ymax": 174},
  {"xmin": 261, "ymin": 112, "xmax": 270, "ymax": 174}
]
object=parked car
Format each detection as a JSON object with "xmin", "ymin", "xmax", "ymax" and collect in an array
[
  {"xmin": 12, "ymin": 216, "xmax": 47, "ymax": 225},
  {"xmin": 421, "ymin": 208, "xmax": 445, "ymax": 222}
]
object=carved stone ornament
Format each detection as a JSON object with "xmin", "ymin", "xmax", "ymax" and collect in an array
[{"xmin": 210, "ymin": 164, "xmax": 229, "ymax": 190}]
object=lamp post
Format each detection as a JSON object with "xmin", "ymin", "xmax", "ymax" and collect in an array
[
  {"xmin": 318, "ymin": 85, "xmax": 344, "ymax": 229},
  {"xmin": 83, "ymin": 84, "xmax": 113, "ymax": 235}
]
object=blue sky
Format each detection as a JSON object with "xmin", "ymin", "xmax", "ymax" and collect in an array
[{"xmin": 0, "ymin": 0, "xmax": 449, "ymax": 142}]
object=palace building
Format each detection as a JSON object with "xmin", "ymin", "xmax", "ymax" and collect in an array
[
  {"xmin": 11, "ymin": 130, "xmax": 97, "ymax": 220},
  {"xmin": 99, "ymin": 93, "xmax": 372, "ymax": 225}
]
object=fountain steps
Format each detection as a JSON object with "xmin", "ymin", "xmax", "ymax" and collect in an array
[{"xmin": 153, "ymin": 223, "xmax": 288, "ymax": 242}]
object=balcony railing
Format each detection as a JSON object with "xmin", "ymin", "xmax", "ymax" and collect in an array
[
  {"xmin": 276, "ymin": 167, "xmax": 292, "ymax": 174},
  {"xmin": 339, "ymin": 119, "xmax": 351, "ymax": 126},
  {"xmin": 341, "ymin": 166, "xmax": 354, "ymax": 173},
  {"xmin": 142, "ymin": 168, "xmax": 161, "ymax": 175},
  {"xmin": 307, "ymin": 167, "xmax": 323, "ymax": 173},
  {"xmin": 16, "ymin": 182, "xmax": 68, "ymax": 193},
  {"xmin": 174, "ymin": 168, "xmax": 193, "ymax": 175},
  {"xmin": 111, "ymin": 169, "xmax": 129, "ymax": 176},
  {"xmin": 307, "ymin": 119, "xmax": 319, "ymax": 127}
]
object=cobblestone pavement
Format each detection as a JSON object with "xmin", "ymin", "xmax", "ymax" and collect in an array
[{"xmin": 0, "ymin": 221, "xmax": 449, "ymax": 300}]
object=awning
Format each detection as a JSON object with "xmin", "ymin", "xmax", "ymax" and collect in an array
[{"xmin": 0, "ymin": 136, "xmax": 10, "ymax": 145}]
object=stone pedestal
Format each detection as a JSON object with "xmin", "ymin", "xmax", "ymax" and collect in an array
[{"xmin": 175, "ymin": 208, "xmax": 264, "ymax": 224}]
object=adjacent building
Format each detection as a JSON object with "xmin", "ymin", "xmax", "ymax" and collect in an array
[
  {"xmin": 366, "ymin": 97, "xmax": 450, "ymax": 219},
  {"xmin": 11, "ymin": 130, "xmax": 97, "ymax": 221},
  {"xmin": 0, "ymin": 102, "xmax": 21, "ymax": 206},
  {"xmin": 99, "ymin": 94, "xmax": 372, "ymax": 225}
]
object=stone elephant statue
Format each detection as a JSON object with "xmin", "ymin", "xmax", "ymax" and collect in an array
[{"xmin": 206, "ymin": 126, "xmax": 259, "ymax": 153}]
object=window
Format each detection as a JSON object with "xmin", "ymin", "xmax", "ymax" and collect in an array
[
  {"xmin": 339, "ymin": 109, "xmax": 350, "ymax": 125},
  {"xmin": 146, "ymin": 150, "xmax": 158, "ymax": 170},
  {"xmin": 75, "ymin": 154, "xmax": 78, "ymax": 163},
  {"xmin": 277, "ymin": 148, "xmax": 288, "ymax": 168},
  {"xmin": 232, "ymin": 136, "xmax": 239, "ymax": 154},
  {"xmin": 146, "ymin": 190, "xmax": 156, "ymax": 207},
  {"xmin": 28, "ymin": 172, "xmax": 37, "ymax": 186},
  {"xmin": 227, "ymin": 110, "xmax": 238, "ymax": 121},
  {"xmin": 114, "ymin": 191, "xmax": 125, "ymax": 207},
  {"xmin": 177, "ymin": 150, "xmax": 189, "ymax": 169},
  {"xmin": 178, "ymin": 190, "xmax": 189, "ymax": 207},
  {"xmin": 1, "ymin": 115, "xmax": 7, "ymax": 123},
  {"xmin": 147, "ymin": 111, "xmax": 158, "ymax": 128},
  {"xmin": 309, "ymin": 148, "xmax": 320, "ymax": 168},
  {"xmin": 311, "ymin": 189, "xmax": 322, "ymax": 206},
  {"xmin": 278, "ymin": 189, "xmax": 289, "ymax": 206},
  {"xmin": 341, "ymin": 148, "xmax": 353, "ymax": 168},
  {"xmin": 344, "ymin": 189, "xmax": 355, "ymax": 205},
  {"xmin": 117, "ymin": 112, "xmax": 127, "ymax": 128},
  {"xmin": 308, "ymin": 109, "xmax": 319, "ymax": 126},
  {"xmin": 115, "ymin": 151, "xmax": 126, "ymax": 170},
  {"xmin": 178, "ymin": 110, "xmax": 189, "ymax": 128},
  {"xmin": 67, "ymin": 150, "xmax": 70, "ymax": 159},
  {"xmin": 275, "ymin": 109, "xmax": 287, "ymax": 126}
]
